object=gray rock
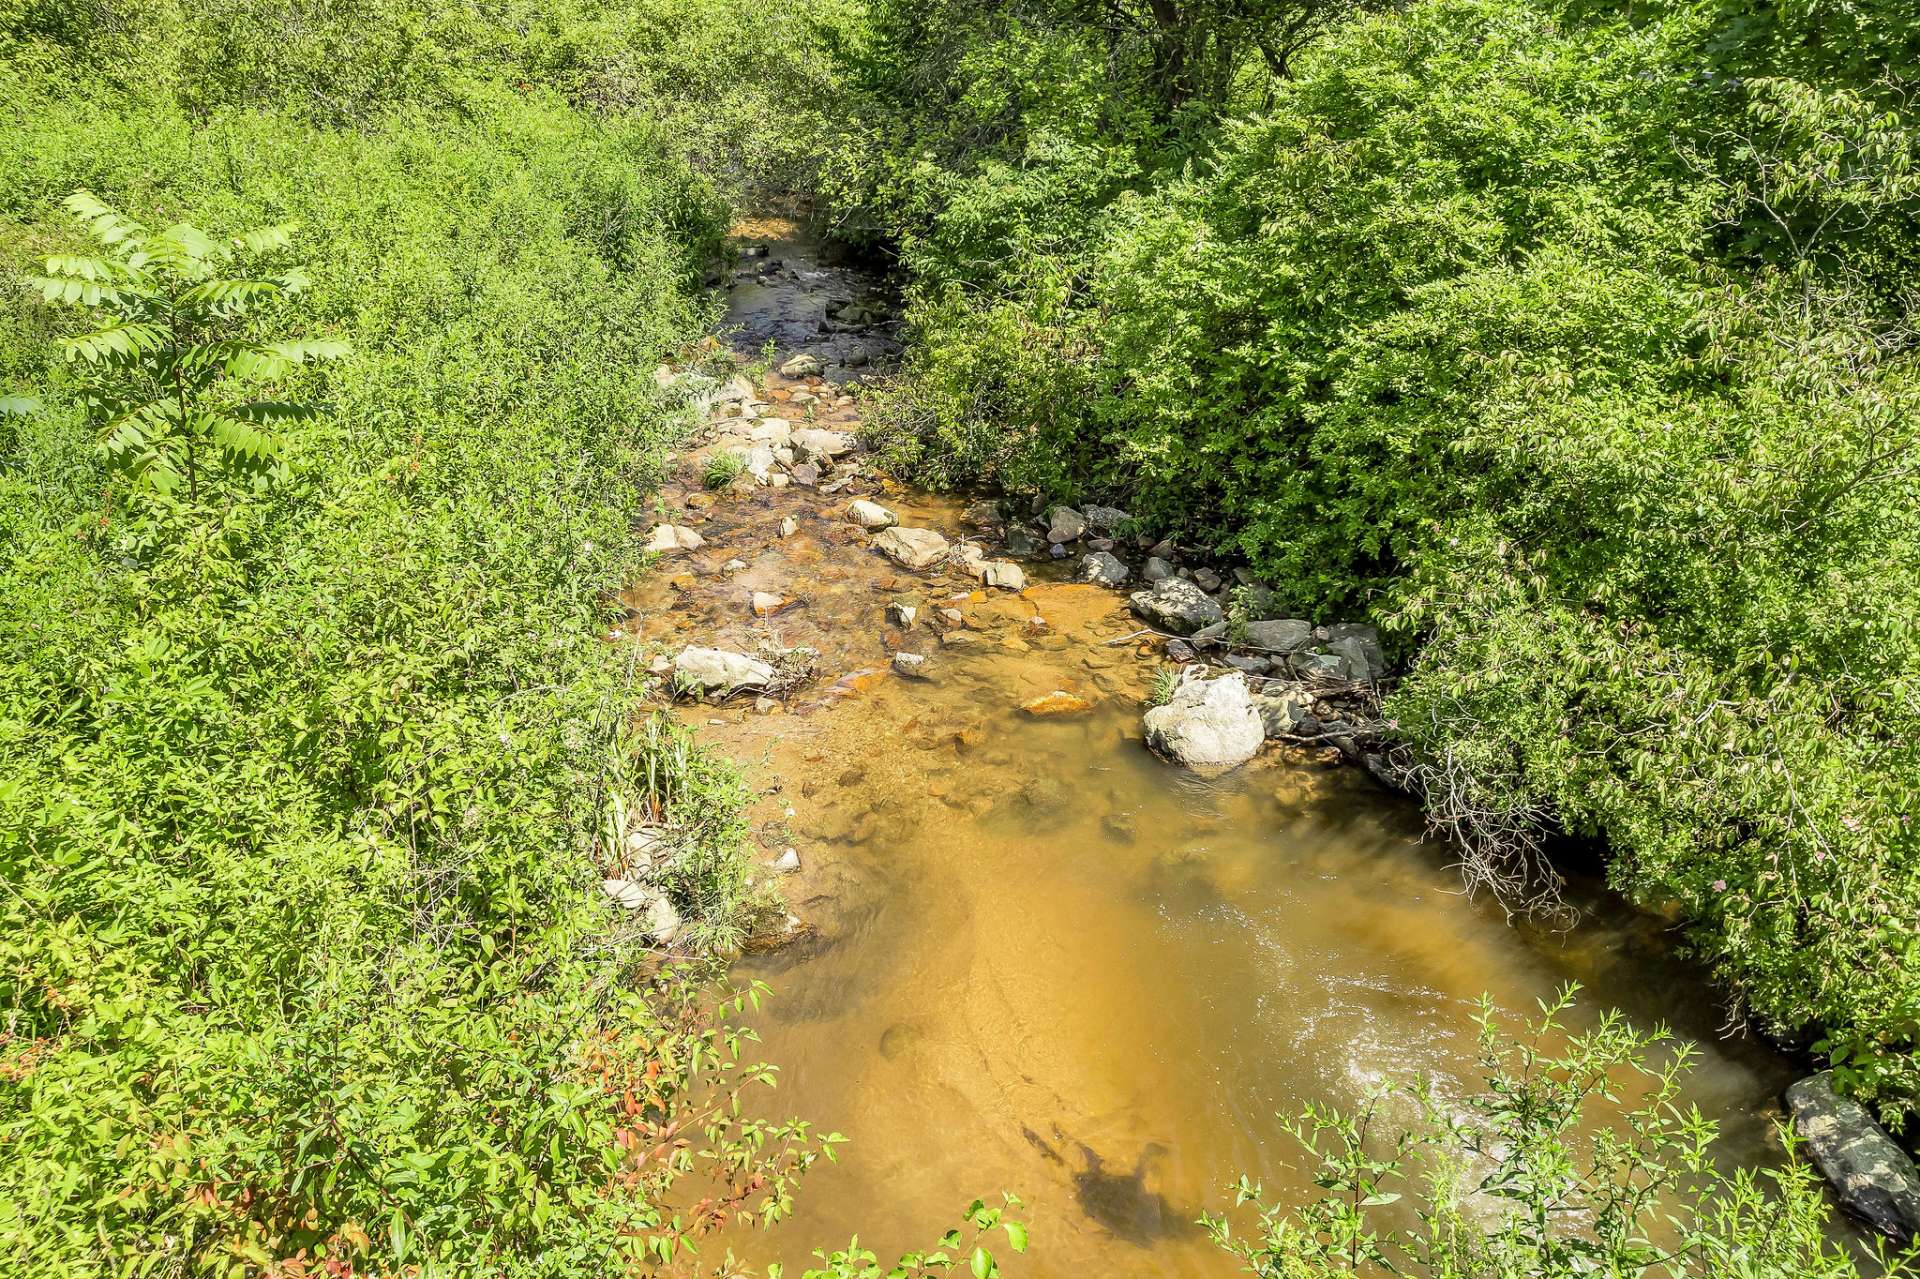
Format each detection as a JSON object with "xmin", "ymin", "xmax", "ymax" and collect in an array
[
  {"xmin": 1087, "ymin": 536, "xmax": 1115, "ymax": 552},
  {"xmin": 1143, "ymin": 673, "xmax": 1264, "ymax": 771},
  {"xmin": 886, "ymin": 600, "xmax": 918, "ymax": 627},
  {"xmin": 790, "ymin": 462, "xmax": 820, "ymax": 487},
  {"xmin": 1079, "ymin": 551, "xmax": 1129, "ymax": 587},
  {"xmin": 1143, "ymin": 556, "xmax": 1175, "ymax": 583},
  {"xmin": 1223, "ymin": 653, "xmax": 1270, "ymax": 675},
  {"xmin": 770, "ymin": 847, "xmax": 801, "ymax": 874},
  {"xmin": 847, "ymin": 498, "xmax": 898, "ymax": 530},
  {"xmin": 1251, "ymin": 689, "xmax": 1310, "ymax": 738},
  {"xmin": 1005, "ymin": 526, "xmax": 1041, "ymax": 558},
  {"xmin": 1325, "ymin": 623, "xmax": 1386, "ymax": 682},
  {"xmin": 1243, "ymin": 618, "xmax": 1315, "ymax": 653},
  {"xmin": 779, "ymin": 353, "xmax": 824, "ymax": 377},
  {"xmin": 1190, "ymin": 620, "xmax": 1229, "ymax": 647},
  {"xmin": 892, "ymin": 651, "xmax": 930, "ymax": 679},
  {"xmin": 779, "ymin": 515, "xmax": 799, "ymax": 538},
  {"xmin": 1044, "ymin": 505, "xmax": 1087, "ymax": 543},
  {"xmin": 1193, "ymin": 566, "xmax": 1223, "ymax": 593},
  {"xmin": 673, "ymin": 646, "xmax": 776, "ymax": 696},
  {"xmin": 749, "ymin": 418, "xmax": 792, "ymax": 446},
  {"xmin": 1129, "ymin": 577, "xmax": 1226, "ymax": 635},
  {"xmin": 1048, "ymin": 543, "xmax": 1068, "ymax": 559},
  {"xmin": 874, "ymin": 526, "xmax": 951, "ymax": 570},
  {"xmin": 1083, "ymin": 504, "xmax": 1131, "ymax": 535},
  {"xmin": 1787, "ymin": 1073, "xmax": 1920, "ymax": 1239}
]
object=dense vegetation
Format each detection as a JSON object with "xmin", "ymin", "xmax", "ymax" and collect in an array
[
  {"xmin": 4, "ymin": 0, "xmax": 1916, "ymax": 1274},
  {"xmin": 823, "ymin": 0, "xmax": 1920, "ymax": 1131},
  {"xmin": 0, "ymin": 1, "xmax": 861, "ymax": 1272}
]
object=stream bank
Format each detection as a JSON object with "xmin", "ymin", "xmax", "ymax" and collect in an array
[{"xmin": 617, "ymin": 216, "xmax": 1860, "ymax": 1274}]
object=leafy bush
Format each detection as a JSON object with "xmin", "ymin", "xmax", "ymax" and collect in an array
[
  {"xmin": 837, "ymin": 0, "xmax": 1920, "ymax": 1125},
  {"xmin": 1207, "ymin": 990, "xmax": 1920, "ymax": 1278}
]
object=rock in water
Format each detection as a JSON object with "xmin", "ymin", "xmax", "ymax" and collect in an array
[
  {"xmin": 751, "ymin": 591, "xmax": 787, "ymax": 617},
  {"xmin": 1079, "ymin": 551, "xmax": 1129, "ymax": 586},
  {"xmin": 791, "ymin": 427, "xmax": 856, "ymax": 459},
  {"xmin": 1129, "ymin": 577, "xmax": 1225, "ymax": 635},
  {"xmin": 1787, "ymin": 1073, "xmax": 1920, "ymax": 1239},
  {"xmin": 980, "ymin": 560, "xmax": 1026, "ymax": 590},
  {"xmin": 779, "ymin": 515, "xmax": 799, "ymax": 538},
  {"xmin": 847, "ymin": 498, "xmax": 898, "ymax": 530},
  {"xmin": 779, "ymin": 353, "xmax": 824, "ymax": 376},
  {"xmin": 673, "ymin": 647, "xmax": 776, "ymax": 696},
  {"xmin": 1144, "ymin": 673, "xmax": 1264, "ymax": 770},
  {"xmin": 892, "ymin": 651, "xmax": 930, "ymax": 679},
  {"xmin": 874, "ymin": 526, "xmax": 950, "ymax": 570},
  {"xmin": 646, "ymin": 523, "xmax": 705, "ymax": 552},
  {"xmin": 1043, "ymin": 505, "xmax": 1087, "ymax": 543}
]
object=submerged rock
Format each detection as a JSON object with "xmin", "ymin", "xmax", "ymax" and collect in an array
[
  {"xmin": 874, "ymin": 526, "xmax": 951, "ymax": 570},
  {"xmin": 1129, "ymin": 577, "xmax": 1225, "ymax": 635},
  {"xmin": 673, "ymin": 646, "xmax": 776, "ymax": 696},
  {"xmin": 886, "ymin": 600, "xmax": 919, "ymax": 627},
  {"xmin": 892, "ymin": 651, "xmax": 930, "ymax": 679},
  {"xmin": 1022, "ymin": 691, "xmax": 1093, "ymax": 716},
  {"xmin": 1143, "ymin": 672, "xmax": 1264, "ymax": 771},
  {"xmin": 1787, "ymin": 1073, "xmax": 1920, "ymax": 1239}
]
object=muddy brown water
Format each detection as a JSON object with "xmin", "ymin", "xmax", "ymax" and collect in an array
[{"xmin": 622, "ymin": 219, "xmax": 1813, "ymax": 1276}]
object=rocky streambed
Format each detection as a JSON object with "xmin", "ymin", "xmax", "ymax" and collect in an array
[{"xmin": 608, "ymin": 216, "xmax": 1903, "ymax": 1272}]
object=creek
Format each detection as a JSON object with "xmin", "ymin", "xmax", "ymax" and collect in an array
[{"xmin": 622, "ymin": 217, "xmax": 1815, "ymax": 1277}]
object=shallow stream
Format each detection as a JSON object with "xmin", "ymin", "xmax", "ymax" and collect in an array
[{"xmin": 621, "ymin": 218, "xmax": 1810, "ymax": 1277}]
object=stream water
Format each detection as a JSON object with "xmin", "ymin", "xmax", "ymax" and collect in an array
[{"xmin": 622, "ymin": 218, "xmax": 1812, "ymax": 1277}]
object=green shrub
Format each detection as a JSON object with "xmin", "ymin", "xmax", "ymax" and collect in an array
[{"xmin": 1207, "ymin": 990, "xmax": 1920, "ymax": 1278}]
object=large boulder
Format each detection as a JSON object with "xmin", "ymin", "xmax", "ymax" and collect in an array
[
  {"xmin": 1083, "ymin": 504, "xmax": 1131, "ymax": 535},
  {"xmin": 1143, "ymin": 673, "xmax": 1264, "ymax": 771},
  {"xmin": 1243, "ymin": 618, "xmax": 1315, "ymax": 653},
  {"xmin": 1786, "ymin": 1073, "xmax": 1920, "ymax": 1239},
  {"xmin": 874, "ymin": 526, "xmax": 951, "ymax": 570},
  {"xmin": 1129, "ymin": 577, "xmax": 1225, "ymax": 635},
  {"xmin": 673, "ymin": 647, "xmax": 776, "ymax": 697}
]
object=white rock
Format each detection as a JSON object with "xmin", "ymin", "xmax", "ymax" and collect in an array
[
  {"xmin": 980, "ymin": 560, "xmax": 1027, "ymax": 590},
  {"xmin": 647, "ymin": 523, "xmax": 705, "ymax": 552},
  {"xmin": 770, "ymin": 847, "xmax": 801, "ymax": 874},
  {"xmin": 601, "ymin": 880, "xmax": 684, "ymax": 945},
  {"xmin": 892, "ymin": 652, "xmax": 929, "ymax": 678},
  {"xmin": 874, "ymin": 526, "xmax": 950, "ymax": 570},
  {"xmin": 779, "ymin": 515, "xmax": 799, "ymax": 538},
  {"xmin": 779, "ymin": 353, "xmax": 824, "ymax": 377},
  {"xmin": 673, "ymin": 647, "xmax": 776, "ymax": 696},
  {"xmin": 847, "ymin": 498, "xmax": 898, "ymax": 530},
  {"xmin": 751, "ymin": 591, "xmax": 786, "ymax": 616},
  {"xmin": 791, "ymin": 427, "xmax": 856, "ymax": 459},
  {"xmin": 750, "ymin": 418, "xmax": 793, "ymax": 446},
  {"xmin": 1143, "ymin": 672, "xmax": 1264, "ymax": 771}
]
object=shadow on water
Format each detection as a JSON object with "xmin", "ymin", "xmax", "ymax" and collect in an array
[{"xmin": 1023, "ymin": 1126, "xmax": 1201, "ymax": 1246}]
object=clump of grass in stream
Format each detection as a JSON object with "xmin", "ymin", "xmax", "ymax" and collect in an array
[
  {"xmin": 608, "ymin": 713, "xmax": 775, "ymax": 953},
  {"xmin": 705, "ymin": 448, "xmax": 748, "ymax": 489},
  {"xmin": 1149, "ymin": 666, "xmax": 1181, "ymax": 707}
]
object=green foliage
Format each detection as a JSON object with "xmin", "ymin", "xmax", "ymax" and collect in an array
[
  {"xmin": 777, "ymin": 1197, "xmax": 1029, "ymax": 1279},
  {"xmin": 1207, "ymin": 989, "xmax": 1920, "ymax": 1278},
  {"xmin": 837, "ymin": 0, "xmax": 1920, "ymax": 1125},
  {"xmin": 32, "ymin": 191, "xmax": 346, "ymax": 504},
  {"xmin": 706, "ymin": 446, "xmax": 749, "ymax": 489}
]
